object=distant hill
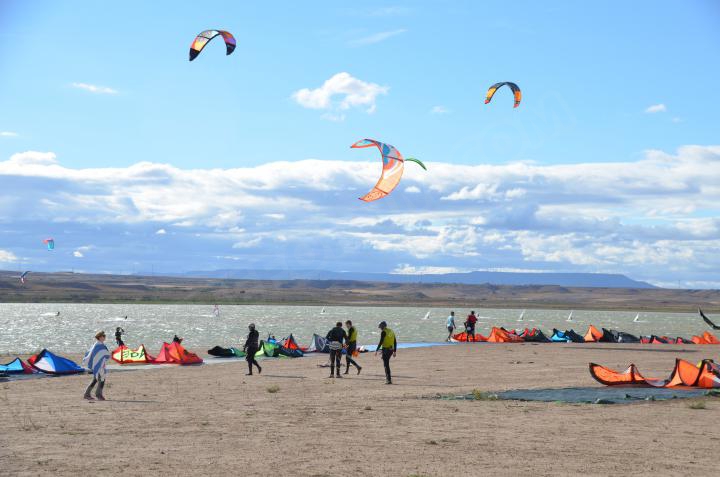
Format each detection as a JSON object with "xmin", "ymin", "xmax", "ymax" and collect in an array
[{"xmin": 179, "ymin": 269, "xmax": 655, "ymax": 289}]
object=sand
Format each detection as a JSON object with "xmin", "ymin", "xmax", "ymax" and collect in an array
[{"xmin": 1, "ymin": 343, "xmax": 719, "ymax": 476}]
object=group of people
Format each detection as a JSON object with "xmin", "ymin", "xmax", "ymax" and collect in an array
[{"xmin": 446, "ymin": 310, "xmax": 478, "ymax": 341}]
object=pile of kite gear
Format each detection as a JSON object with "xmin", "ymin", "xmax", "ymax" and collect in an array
[
  {"xmin": 451, "ymin": 325, "xmax": 720, "ymax": 345},
  {"xmin": 27, "ymin": 349, "xmax": 84, "ymax": 374},
  {"xmin": 590, "ymin": 359, "xmax": 720, "ymax": 389},
  {"xmin": 111, "ymin": 342, "xmax": 202, "ymax": 365}
]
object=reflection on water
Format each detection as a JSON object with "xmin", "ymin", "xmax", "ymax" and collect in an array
[{"xmin": 0, "ymin": 303, "xmax": 707, "ymax": 355}]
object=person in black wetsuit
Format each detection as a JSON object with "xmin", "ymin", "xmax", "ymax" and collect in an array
[
  {"xmin": 375, "ymin": 321, "xmax": 397, "ymax": 384},
  {"xmin": 243, "ymin": 323, "xmax": 262, "ymax": 375},
  {"xmin": 344, "ymin": 320, "xmax": 362, "ymax": 375},
  {"xmin": 172, "ymin": 334, "xmax": 183, "ymax": 344},
  {"xmin": 115, "ymin": 327, "xmax": 125, "ymax": 347},
  {"xmin": 326, "ymin": 321, "xmax": 347, "ymax": 378}
]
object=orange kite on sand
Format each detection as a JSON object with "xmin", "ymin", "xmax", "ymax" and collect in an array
[{"xmin": 589, "ymin": 359, "xmax": 720, "ymax": 388}]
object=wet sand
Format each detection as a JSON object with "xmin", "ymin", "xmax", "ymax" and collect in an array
[{"xmin": 1, "ymin": 343, "xmax": 719, "ymax": 476}]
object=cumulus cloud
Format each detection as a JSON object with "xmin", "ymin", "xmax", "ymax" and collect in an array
[
  {"xmin": 0, "ymin": 146, "xmax": 718, "ymax": 287},
  {"xmin": 392, "ymin": 264, "xmax": 469, "ymax": 274},
  {"xmin": 430, "ymin": 106, "xmax": 449, "ymax": 114},
  {"xmin": 155, "ymin": 228, "xmax": 167, "ymax": 235},
  {"xmin": 1, "ymin": 131, "xmax": 18, "ymax": 137},
  {"xmin": 73, "ymin": 251, "xmax": 84, "ymax": 258},
  {"xmin": 0, "ymin": 250, "xmax": 18, "ymax": 262},
  {"xmin": 645, "ymin": 103, "xmax": 667, "ymax": 114},
  {"xmin": 350, "ymin": 29, "xmax": 407, "ymax": 46},
  {"xmin": 292, "ymin": 72, "xmax": 388, "ymax": 116},
  {"xmin": 72, "ymin": 82, "xmax": 118, "ymax": 95}
]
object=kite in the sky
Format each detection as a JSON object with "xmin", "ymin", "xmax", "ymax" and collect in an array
[
  {"xmin": 20, "ymin": 271, "xmax": 29, "ymax": 284},
  {"xmin": 43, "ymin": 238, "xmax": 55, "ymax": 251},
  {"xmin": 351, "ymin": 139, "xmax": 426, "ymax": 202},
  {"xmin": 189, "ymin": 30, "xmax": 236, "ymax": 61},
  {"xmin": 484, "ymin": 82, "xmax": 522, "ymax": 108}
]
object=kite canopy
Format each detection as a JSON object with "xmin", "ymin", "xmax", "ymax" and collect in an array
[
  {"xmin": 28, "ymin": 349, "xmax": 84, "ymax": 375},
  {"xmin": 484, "ymin": 81, "xmax": 522, "ymax": 108},
  {"xmin": 590, "ymin": 359, "xmax": 720, "ymax": 389},
  {"xmin": 43, "ymin": 238, "xmax": 55, "ymax": 250},
  {"xmin": 189, "ymin": 30, "xmax": 236, "ymax": 61},
  {"xmin": 351, "ymin": 139, "xmax": 425, "ymax": 202},
  {"xmin": 0, "ymin": 358, "xmax": 35, "ymax": 374},
  {"xmin": 306, "ymin": 334, "xmax": 330, "ymax": 353},
  {"xmin": 112, "ymin": 344, "xmax": 156, "ymax": 364},
  {"xmin": 207, "ymin": 345, "xmax": 240, "ymax": 358},
  {"xmin": 154, "ymin": 342, "xmax": 203, "ymax": 365},
  {"xmin": 699, "ymin": 308, "xmax": 720, "ymax": 330}
]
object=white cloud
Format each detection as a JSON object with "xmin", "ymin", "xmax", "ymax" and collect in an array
[
  {"xmin": 645, "ymin": 103, "xmax": 667, "ymax": 114},
  {"xmin": 72, "ymin": 82, "xmax": 118, "ymax": 95},
  {"xmin": 292, "ymin": 72, "xmax": 388, "ymax": 116},
  {"xmin": 0, "ymin": 250, "xmax": 18, "ymax": 262},
  {"xmin": 155, "ymin": 228, "xmax": 167, "ymax": 235},
  {"xmin": 430, "ymin": 106, "xmax": 449, "ymax": 114},
  {"xmin": 73, "ymin": 250, "xmax": 84, "ymax": 258},
  {"xmin": 404, "ymin": 186, "xmax": 421, "ymax": 193},
  {"xmin": 232, "ymin": 237, "xmax": 262, "ymax": 249},
  {"xmin": 350, "ymin": 29, "xmax": 407, "ymax": 46},
  {"xmin": 392, "ymin": 264, "xmax": 469, "ymax": 275},
  {"xmin": 264, "ymin": 213, "xmax": 285, "ymax": 220},
  {"xmin": 1, "ymin": 131, "xmax": 18, "ymax": 137}
]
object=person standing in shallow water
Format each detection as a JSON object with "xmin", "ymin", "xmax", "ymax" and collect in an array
[
  {"xmin": 82, "ymin": 331, "xmax": 110, "ymax": 401},
  {"xmin": 446, "ymin": 311, "xmax": 456, "ymax": 341},
  {"xmin": 465, "ymin": 311, "xmax": 478, "ymax": 342},
  {"xmin": 243, "ymin": 323, "xmax": 262, "ymax": 375},
  {"xmin": 326, "ymin": 321, "xmax": 347, "ymax": 378},
  {"xmin": 344, "ymin": 320, "xmax": 362, "ymax": 375},
  {"xmin": 375, "ymin": 321, "xmax": 397, "ymax": 385}
]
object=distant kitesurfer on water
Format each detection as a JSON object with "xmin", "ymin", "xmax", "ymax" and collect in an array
[
  {"xmin": 344, "ymin": 320, "xmax": 362, "ymax": 375},
  {"xmin": 446, "ymin": 311, "xmax": 456, "ymax": 341},
  {"xmin": 56, "ymin": 311, "xmax": 60, "ymax": 317},
  {"xmin": 243, "ymin": 323, "xmax": 262, "ymax": 375},
  {"xmin": 375, "ymin": 321, "xmax": 397, "ymax": 385},
  {"xmin": 173, "ymin": 335, "xmax": 183, "ymax": 344},
  {"xmin": 115, "ymin": 327, "xmax": 125, "ymax": 347},
  {"xmin": 326, "ymin": 322, "xmax": 347, "ymax": 378},
  {"xmin": 465, "ymin": 311, "xmax": 478, "ymax": 342},
  {"xmin": 82, "ymin": 331, "xmax": 110, "ymax": 401}
]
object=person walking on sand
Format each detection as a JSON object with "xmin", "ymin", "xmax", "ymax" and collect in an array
[
  {"xmin": 446, "ymin": 311, "xmax": 457, "ymax": 341},
  {"xmin": 243, "ymin": 323, "xmax": 262, "ymax": 375},
  {"xmin": 375, "ymin": 321, "xmax": 397, "ymax": 385},
  {"xmin": 465, "ymin": 311, "xmax": 478, "ymax": 342},
  {"xmin": 115, "ymin": 327, "xmax": 125, "ymax": 347},
  {"xmin": 82, "ymin": 331, "xmax": 110, "ymax": 401},
  {"xmin": 326, "ymin": 321, "xmax": 347, "ymax": 378},
  {"xmin": 344, "ymin": 320, "xmax": 362, "ymax": 375}
]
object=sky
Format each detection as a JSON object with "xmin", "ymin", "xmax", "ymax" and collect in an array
[{"xmin": 0, "ymin": 0, "xmax": 719, "ymax": 288}]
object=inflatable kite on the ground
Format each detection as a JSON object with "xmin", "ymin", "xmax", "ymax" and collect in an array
[
  {"xmin": 351, "ymin": 139, "xmax": 426, "ymax": 202},
  {"xmin": 189, "ymin": 30, "xmax": 236, "ymax": 61},
  {"xmin": 0, "ymin": 358, "xmax": 35, "ymax": 374},
  {"xmin": 699, "ymin": 308, "xmax": 720, "ymax": 330},
  {"xmin": 484, "ymin": 82, "xmax": 522, "ymax": 108},
  {"xmin": 589, "ymin": 359, "xmax": 720, "ymax": 389},
  {"xmin": 19, "ymin": 271, "xmax": 29, "ymax": 284},
  {"xmin": 692, "ymin": 331, "xmax": 720, "ymax": 345},
  {"xmin": 207, "ymin": 346, "xmax": 244, "ymax": 358},
  {"xmin": 43, "ymin": 238, "xmax": 54, "ymax": 250},
  {"xmin": 112, "ymin": 344, "xmax": 156, "ymax": 364},
  {"xmin": 27, "ymin": 349, "xmax": 84, "ymax": 375},
  {"xmin": 153, "ymin": 342, "xmax": 203, "ymax": 364}
]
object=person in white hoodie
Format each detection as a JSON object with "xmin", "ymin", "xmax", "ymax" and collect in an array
[{"xmin": 82, "ymin": 331, "xmax": 110, "ymax": 401}]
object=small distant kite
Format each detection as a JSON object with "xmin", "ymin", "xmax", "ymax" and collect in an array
[
  {"xmin": 20, "ymin": 271, "xmax": 30, "ymax": 284},
  {"xmin": 351, "ymin": 139, "xmax": 426, "ymax": 202},
  {"xmin": 43, "ymin": 238, "xmax": 55, "ymax": 251},
  {"xmin": 189, "ymin": 30, "xmax": 236, "ymax": 61},
  {"xmin": 485, "ymin": 82, "xmax": 522, "ymax": 108}
]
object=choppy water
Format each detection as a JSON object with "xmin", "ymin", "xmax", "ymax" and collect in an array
[{"xmin": 0, "ymin": 303, "xmax": 710, "ymax": 355}]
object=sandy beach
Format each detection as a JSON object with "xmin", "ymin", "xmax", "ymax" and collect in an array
[{"xmin": 2, "ymin": 343, "xmax": 719, "ymax": 476}]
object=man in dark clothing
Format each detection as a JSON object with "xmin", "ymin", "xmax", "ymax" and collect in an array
[
  {"xmin": 375, "ymin": 321, "xmax": 397, "ymax": 384},
  {"xmin": 326, "ymin": 322, "xmax": 347, "ymax": 378},
  {"xmin": 115, "ymin": 327, "xmax": 125, "ymax": 347},
  {"xmin": 344, "ymin": 320, "xmax": 362, "ymax": 375},
  {"xmin": 243, "ymin": 323, "xmax": 262, "ymax": 375},
  {"xmin": 466, "ymin": 311, "xmax": 478, "ymax": 342}
]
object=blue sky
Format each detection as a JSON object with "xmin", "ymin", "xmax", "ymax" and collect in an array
[{"xmin": 0, "ymin": 0, "xmax": 719, "ymax": 288}]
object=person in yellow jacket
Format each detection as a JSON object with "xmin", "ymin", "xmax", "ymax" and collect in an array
[
  {"xmin": 375, "ymin": 321, "xmax": 397, "ymax": 384},
  {"xmin": 344, "ymin": 320, "xmax": 362, "ymax": 375}
]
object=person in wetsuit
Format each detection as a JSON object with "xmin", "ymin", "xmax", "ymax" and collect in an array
[
  {"xmin": 243, "ymin": 323, "xmax": 262, "ymax": 375},
  {"xmin": 344, "ymin": 320, "xmax": 362, "ymax": 375},
  {"xmin": 326, "ymin": 321, "xmax": 347, "ymax": 378},
  {"xmin": 465, "ymin": 311, "xmax": 478, "ymax": 342},
  {"xmin": 375, "ymin": 321, "xmax": 397, "ymax": 385},
  {"xmin": 115, "ymin": 327, "xmax": 125, "ymax": 347},
  {"xmin": 172, "ymin": 334, "xmax": 183, "ymax": 344}
]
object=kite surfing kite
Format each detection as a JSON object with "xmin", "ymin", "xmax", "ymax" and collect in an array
[
  {"xmin": 189, "ymin": 30, "xmax": 236, "ymax": 61},
  {"xmin": 20, "ymin": 271, "xmax": 29, "ymax": 284},
  {"xmin": 351, "ymin": 139, "xmax": 426, "ymax": 202},
  {"xmin": 699, "ymin": 308, "xmax": 720, "ymax": 330},
  {"xmin": 43, "ymin": 238, "xmax": 54, "ymax": 251},
  {"xmin": 485, "ymin": 82, "xmax": 522, "ymax": 108}
]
